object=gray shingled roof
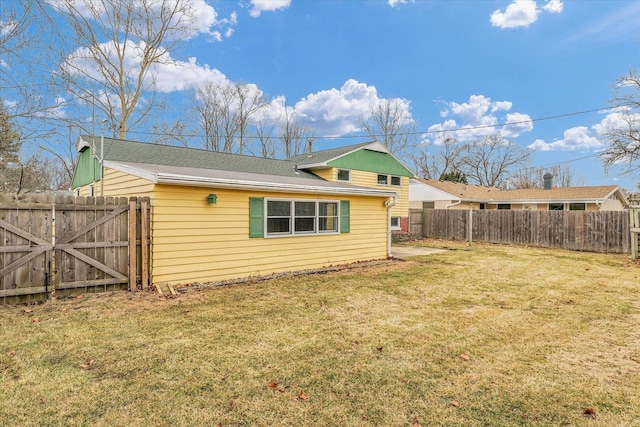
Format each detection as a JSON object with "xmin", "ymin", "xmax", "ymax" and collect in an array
[
  {"xmin": 288, "ymin": 142, "xmax": 371, "ymax": 166},
  {"xmin": 81, "ymin": 135, "xmax": 323, "ymax": 180}
]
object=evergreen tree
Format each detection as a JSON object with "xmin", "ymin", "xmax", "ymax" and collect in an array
[{"xmin": 439, "ymin": 170, "xmax": 468, "ymax": 184}]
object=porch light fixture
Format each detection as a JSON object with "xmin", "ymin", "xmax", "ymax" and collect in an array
[{"xmin": 207, "ymin": 194, "xmax": 217, "ymax": 204}]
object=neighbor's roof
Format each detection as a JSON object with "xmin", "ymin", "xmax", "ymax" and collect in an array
[
  {"xmin": 414, "ymin": 178, "xmax": 624, "ymax": 203},
  {"xmin": 490, "ymin": 186, "xmax": 622, "ymax": 203},
  {"xmin": 414, "ymin": 179, "xmax": 500, "ymax": 201}
]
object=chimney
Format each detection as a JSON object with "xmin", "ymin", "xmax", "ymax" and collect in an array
[
  {"xmin": 307, "ymin": 138, "xmax": 313, "ymax": 158},
  {"xmin": 543, "ymin": 173, "xmax": 553, "ymax": 190}
]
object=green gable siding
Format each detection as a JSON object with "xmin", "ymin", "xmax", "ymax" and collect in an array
[
  {"xmin": 327, "ymin": 149, "xmax": 413, "ymax": 177},
  {"xmin": 71, "ymin": 149, "xmax": 100, "ymax": 188}
]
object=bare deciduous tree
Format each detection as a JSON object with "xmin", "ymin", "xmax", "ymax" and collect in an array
[
  {"xmin": 48, "ymin": 0, "xmax": 201, "ymax": 138},
  {"xmin": 410, "ymin": 135, "xmax": 463, "ymax": 179},
  {"xmin": 458, "ymin": 134, "xmax": 533, "ymax": 188},
  {"xmin": 361, "ymin": 98, "xmax": 417, "ymax": 156},
  {"xmin": 599, "ymin": 71, "xmax": 640, "ymax": 177},
  {"xmin": 234, "ymin": 83, "xmax": 267, "ymax": 154},
  {"xmin": 278, "ymin": 101, "xmax": 309, "ymax": 159},
  {"xmin": 509, "ymin": 164, "xmax": 585, "ymax": 189}
]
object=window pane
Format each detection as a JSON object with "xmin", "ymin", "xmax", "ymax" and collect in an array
[
  {"xmin": 337, "ymin": 169, "xmax": 350, "ymax": 181},
  {"xmin": 319, "ymin": 202, "xmax": 337, "ymax": 216},
  {"xmin": 378, "ymin": 174, "xmax": 388, "ymax": 184},
  {"xmin": 295, "ymin": 201, "xmax": 315, "ymax": 216},
  {"xmin": 549, "ymin": 203, "xmax": 564, "ymax": 211},
  {"xmin": 498, "ymin": 204, "xmax": 511, "ymax": 210},
  {"xmin": 390, "ymin": 217, "xmax": 400, "ymax": 227},
  {"xmin": 268, "ymin": 201, "xmax": 290, "ymax": 216},
  {"xmin": 319, "ymin": 217, "xmax": 337, "ymax": 232},
  {"xmin": 295, "ymin": 217, "xmax": 315, "ymax": 232},
  {"xmin": 569, "ymin": 203, "xmax": 586, "ymax": 211},
  {"xmin": 267, "ymin": 218, "xmax": 290, "ymax": 233},
  {"xmin": 391, "ymin": 176, "xmax": 401, "ymax": 186}
]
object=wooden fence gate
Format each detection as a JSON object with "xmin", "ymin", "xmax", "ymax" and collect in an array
[{"xmin": 0, "ymin": 195, "xmax": 150, "ymax": 304}]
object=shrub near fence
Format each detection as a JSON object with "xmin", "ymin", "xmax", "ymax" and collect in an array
[{"xmin": 416, "ymin": 208, "xmax": 631, "ymax": 254}]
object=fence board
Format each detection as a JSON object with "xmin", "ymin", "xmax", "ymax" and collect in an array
[
  {"xmin": 0, "ymin": 195, "xmax": 150, "ymax": 303},
  {"xmin": 420, "ymin": 209, "xmax": 631, "ymax": 254}
]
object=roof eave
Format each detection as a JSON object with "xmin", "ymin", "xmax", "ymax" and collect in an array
[{"xmin": 156, "ymin": 173, "xmax": 398, "ymax": 198}]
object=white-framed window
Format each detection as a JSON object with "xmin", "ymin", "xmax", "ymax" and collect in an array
[
  {"xmin": 265, "ymin": 199, "xmax": 339, "ymax": 237},
  {"xmin": 569, "ymin": 203, "xmax": 586, "ymax": 211},
  {"xmin": 377, "ymin": 174, "xmax": 402, "ymax": 186},
  {"xmin": 75, "ymin": 188, "xmax": 80, "ymax": 197},
  {"xmin": 89, "ymin": 184, "xmax": 94, "ymax": 197},
  {"xmin": 390, "ymin": 216, "xmax": 401, "ymax": 230},
  {"xmin": 337, "ymin": 169, "xmax": 351, "ymax": 182}
]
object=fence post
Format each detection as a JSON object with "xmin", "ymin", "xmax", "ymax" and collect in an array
[
  {"xmin": 129, "ymin": 197, "xmax": 137, "ymax": 291},
  {"xmin": 630, "ymin": 207, "xmax": 639, "ymax": 259},
  {"xmin": 468, "ymin": 209, "xmax": 473, "ymax": 244},
  {"xmin": 141, "ymin": 199, "xmax": 149, "ymax": 289}
]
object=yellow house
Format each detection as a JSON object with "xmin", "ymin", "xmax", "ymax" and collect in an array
[
  {"xmin": 71, "ymin": 136, "xmax": 406, "ymax": 286},
  {"xmin": 289, "ymin": 141, "xmax": 414, "ymax": 232}
]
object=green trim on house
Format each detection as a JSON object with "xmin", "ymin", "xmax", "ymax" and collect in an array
[
  {"xmin": 328, "ymin": 149, "xmax": 414, "ymax": 177},
  {"xmin": 340, "ymin": 200, "xmax": 350, "ymax": 233},
  {"xmin": 71, "ymin": 148, "xmax": 101, "ymax": 188},
  {"xmin": 249, "ymin": 197, "xmax": 265, "ymax": 238}
]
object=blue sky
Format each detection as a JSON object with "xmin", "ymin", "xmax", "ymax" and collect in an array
[
  {"xmin": 7, "ymin": 0, "xmax": 640, "ymax": 189},
  {"xmin": 174, "ymin": 0, "xmax": 638, "ymax": 189}
]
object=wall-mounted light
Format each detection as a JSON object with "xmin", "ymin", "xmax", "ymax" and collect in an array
[{"xmin": 207, "ymin": 194, "xmax": 217, "ymax": 204}]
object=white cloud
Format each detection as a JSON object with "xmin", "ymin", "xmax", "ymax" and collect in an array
[
  {"xmin": 292, "ymin": 79, "xmax": 380, "ymax": 136},
  {"xmin": 64, "ymin": 41, "xmax": 230, "ymax": 93},
  {"xmin": 253, "ymin": 79, "xmax": 412, "ymax": 137},
  {"xmin": 543, "ymin": 0, "xmax": 563, "ymax": 13},
  {"xmin": 426, "ymin": 95, "xmax": 533, "ymax": 142},
  {"xmin": 249, "ymin": 0, "xmax": 292, "ymax": 18},
  {"xmin": 47, "ymin": 0, "xmax": 235, "ymax": 41},
  {"xmin": 528, "ymin": 126, "xmax": 602, "ymax": 151},
  {"xmin": 388, "ymin": 0, "xmax": 414, "ymax": 7},
  {"xmin": 490, "ymin": 0, "xmax": 539, "ymax": 28},
  {"xmin": 490, "ymin": 0, "xmax": 563, "ymax": 29}
]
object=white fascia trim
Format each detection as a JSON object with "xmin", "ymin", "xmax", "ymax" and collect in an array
[
  {"xmin": 156, "ymin": 173, "xmax": 398, "ymax": 197},
  {"xmin": 104, "ymin": 161, "xmax": 159, "ymax": 183},
  {"xmin": 105, "ymin": 160, "xmax": 398, "ymax": 197}
]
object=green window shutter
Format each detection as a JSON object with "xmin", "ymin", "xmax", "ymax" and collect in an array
[
  {"xmin": 249, "ymin": 197, "xmax": 264, "ymax": 238},
  {"xmin": 340, "ymin": 200, "xmax": 350, "ymax": 233}
]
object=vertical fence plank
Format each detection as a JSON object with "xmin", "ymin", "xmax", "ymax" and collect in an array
[
  {"xmin": 141, "ymin": 199, "xmax": 149, "ymax": 289},
  {"xmin": 420, "ymin": 208, "xmax": 631, "ymax": 254},
  {"xmin": 129, "ymin": 198, "xmax": 137, "ymax": 291}
]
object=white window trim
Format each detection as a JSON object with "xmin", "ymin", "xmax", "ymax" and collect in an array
[
  {"xmin": 377, "ymin": 174, "xmax": 402, "ymax": 187},
  {"xmin": 264, "ymin": 198, "xmax": 340, "ymax": 238},
  {"xmin": 89, "ymin": 184, "xmax": 95, "ymax": 197},
  {"xmin": 390, "ymin": 216, "xmax": 401, "ymax": 230},
  {"xmin": 337, "ymin": 169, "xmax": 351, "ymax": 182}
]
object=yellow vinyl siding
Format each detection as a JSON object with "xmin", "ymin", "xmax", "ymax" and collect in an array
[
  {"xmin": 150, "ymin": 184, "xmax": 388, "ymax": 285},
  {"xmin": 349, "ymin": 170, "xmax": 408, "ymax": 217},
  {"xmin": 310, "ymin": 168, "xmax": 335, "ymax": 181},
  {"xmin": 102, "ymin": 168, "xmax": 154, "ymax": 198}
]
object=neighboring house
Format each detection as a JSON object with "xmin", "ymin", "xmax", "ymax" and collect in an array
[
  {"xmin": 71, "ymin": 136, "xmax": 408, "ymax": 286},
  {"xmin": 289, "ymin": 141, "xmax": 414, "ymax": 232},
  {"xmin": 410, "ymin": 178, "xmax": 629, "ymax": 211}
]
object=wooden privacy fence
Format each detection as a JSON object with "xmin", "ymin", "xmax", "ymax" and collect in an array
[
  {"xmin": 0, "ymin": 195, "xmax": 150, "ymax": 304},
  {"xmin": 415, "ymin": 208, "xmax": 632, "ymax": 254}
]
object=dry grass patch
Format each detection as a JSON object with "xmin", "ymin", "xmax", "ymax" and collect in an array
[{"xmin": 1, "ymin": 241, "xmax": 639, "ymax": 426}]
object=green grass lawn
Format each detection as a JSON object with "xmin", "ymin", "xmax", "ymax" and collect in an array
[{"xmin": 1, "ymin": 240, "xmax": 639, "ymax": 426}]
